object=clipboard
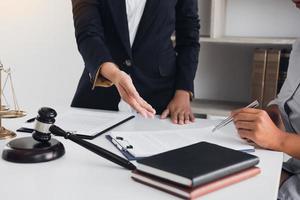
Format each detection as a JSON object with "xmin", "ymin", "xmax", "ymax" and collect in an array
[
  {"xmin": 106, "ymin": 128, "xmax": 255, "ymax": 161},
  {"xmin": 17, "ymin": 109, "xmax": 135, "ymax": 140},
  {"xmin": 106, "ymin": 135, "xmax": 137, "ymax": 160}
]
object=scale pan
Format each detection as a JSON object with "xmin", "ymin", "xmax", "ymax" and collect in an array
[
  {"xmin": 0, "ymin": 105, "xmax": 9, "ymax": 111},
  {"xmin": 0, "ymin": 110, "xmax": 27, "ymax": 118}
]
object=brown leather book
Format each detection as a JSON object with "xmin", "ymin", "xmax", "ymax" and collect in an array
[
  {"xmin": 277, "ymin": 49, "xmax": 291, "ymax": 93},
  {"xmin": 132, "ymin": 167, "xmax": 261, "ymax": 200},
  {"xmin": 262, "ymin": 49, "xmax": 281, "ymax": 108},
  {"xmin": 251, "ymin": 49, "xmax": 268, "ymax": 108}
]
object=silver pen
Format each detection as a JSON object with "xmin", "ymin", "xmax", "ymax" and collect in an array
[{"xmin": 212, "ymin": 100, "xmax": 260, "ymax": 132}]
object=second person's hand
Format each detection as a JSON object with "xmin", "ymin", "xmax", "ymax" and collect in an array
[{"xmin": 161, "ymin": 90, "xmax": 195, "ymax": 125}]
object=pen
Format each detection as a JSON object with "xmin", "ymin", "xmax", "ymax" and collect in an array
[
  {"xmin": 212, "ymin": 100, "xmax": 259, "ymax": 132},
  {"xmin": 50, "ymin": 125, "xmax": 136, "ymax": 170}
]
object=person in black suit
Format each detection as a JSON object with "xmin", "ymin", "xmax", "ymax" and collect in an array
[{"xmin": 71, "ymin": 0, "xmax": 200, "ymax": 124}]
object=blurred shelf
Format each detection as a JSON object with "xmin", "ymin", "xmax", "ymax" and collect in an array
[
  {"xmin": 171, "ymin": 36, "xmax": 295, "ymax": 46},
  {"xmin": 200, "ymin": 36, "xmax": 296, "ymax": 45},
  {"xmin": 191, "ymin": 99, "xmax": 247, "ymax": 117}
]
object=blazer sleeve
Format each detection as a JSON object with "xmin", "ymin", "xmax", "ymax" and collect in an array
[
  {"xmin": 175, "ymin": 0, "xmax": 200, "ymax": 93},
  {"xmin": 72, "ymin": 0, "xmax": 113, "ymax": 84}
]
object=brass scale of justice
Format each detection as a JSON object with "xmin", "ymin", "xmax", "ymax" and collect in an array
[{"xmin": 0, "ymin": 60, "xmax": 26, "ymax": 140}]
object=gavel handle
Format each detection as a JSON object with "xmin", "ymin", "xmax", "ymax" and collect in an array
[{"xmin": 49, "ymin": 125, "xmax": 136, "ymax": 170}]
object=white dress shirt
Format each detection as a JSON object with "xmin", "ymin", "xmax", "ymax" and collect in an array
[
  {"xmin": 119, "ymin": 0, "xmax": 147, "ymax": 112},
  {"xmin": 125, "ymin": 0, "xmax": 147, "ymax": 46}
]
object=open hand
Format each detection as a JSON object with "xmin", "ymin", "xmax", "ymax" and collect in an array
[
  {"xmin": 100, "ymin": 62, "xmax": 156, "ymax": 118},
  {"xmin": 113, "ymin": 71, "xmax": 156, "ymax": 118},
  {"xmin": 161, "ymin": 90, "xmax": 195, "ymax": 125}
]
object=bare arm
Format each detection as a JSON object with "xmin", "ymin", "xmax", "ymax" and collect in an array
[
  {"xmin": 232, "ymin": 108, "xmax": 300, "ymax": 160},
  {"xmin": 279, "ymin": 133, "xmax": 300, "ymax": 160}
]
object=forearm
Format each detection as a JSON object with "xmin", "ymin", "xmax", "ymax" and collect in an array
[
  {"xmin": 99, "ymin": 62, "xmax": 121, "ymax": 84},
  {"xmin": 72, "ymin": 0, "xmax": 113, "ymax": 80},
  {"xmin": 278, "ymin": 132, "xmax": 300, "ymax": 160}
]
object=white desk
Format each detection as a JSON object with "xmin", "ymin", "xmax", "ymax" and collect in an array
[{"xmin": 0, "ymin": 109, "xmax": 283, "ymax": 200}]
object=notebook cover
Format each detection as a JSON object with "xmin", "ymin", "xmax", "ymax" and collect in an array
[
  {"xmin": 136, "ymin": 142, "xmax": 259, "ymax": 187},
  {"xmin": 132, "ymin": 167, "xmax": 261, "ymax": 200}
]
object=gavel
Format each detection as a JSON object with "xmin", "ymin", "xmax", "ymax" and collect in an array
[{"xmin": 2, "ymin": 107, "xmax": 136, "ymax": 171}]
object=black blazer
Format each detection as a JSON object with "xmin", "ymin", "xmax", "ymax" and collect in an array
[{"xmin": 71, "ymin": 0, "xmax": 200, "ymax": 114}]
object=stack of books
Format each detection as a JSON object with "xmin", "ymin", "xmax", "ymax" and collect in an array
[
  {"xmin": 251, "ymin": 48, "xmax": 291, "ymax": 108},
  {"xmin": 132, "ymin": 142, "xmax": 260, "ymax": 199}
]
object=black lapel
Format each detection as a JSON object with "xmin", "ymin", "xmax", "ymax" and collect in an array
[
  {"xmin": 107, "ymin": 0, "xmax": 132, "ymax": 57},
  {"xmin": 132, "ymin": 0, "xmax": 161, "ymax": 49}
]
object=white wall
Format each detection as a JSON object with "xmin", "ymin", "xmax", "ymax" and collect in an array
[
  {"xmin": 0, "ymin": 0, "xmax": 83, "ymax": 114},
  {"xmin": 194, "ymin": 0, "xmax": 300, "ymax": 103},
  {"xmin": 225, "ymin": 0, "xmax": 300, "ymax": 37},
  {"xmin": 198, "ymin": 0, "xmax": 211, "ymax": 36}
]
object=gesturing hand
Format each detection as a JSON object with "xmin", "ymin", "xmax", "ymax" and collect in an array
[
  {"xmin": 100, "ymin": 62, "xmax": 156, "ymax": 118},
  {"xmin": 113, "ymin": 71, "xmax": 156, "ymax": 118},
  {"xmin": 232, "ymin": 108, "xmax": 285, "ymax": 151},
  {"xmin": 161, "ymin": 90, "xmax": 195, "ymax": 125}
]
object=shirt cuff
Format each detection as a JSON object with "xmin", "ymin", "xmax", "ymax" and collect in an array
[
  {"xmin": 92, "ymin": 64, "xmax": 114, "ymax": 89},
  {"xmin": 189, "ymin": 91, "xmax": 194, "ymax": 101}
]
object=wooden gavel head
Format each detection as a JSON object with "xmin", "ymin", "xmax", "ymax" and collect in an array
[{"xmin": 32, "ymin": 107, "xmax": 57, "ymax": 143}]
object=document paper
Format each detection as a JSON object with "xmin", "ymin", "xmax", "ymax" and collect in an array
[
  {"xmin": 109, "ymin": 127, "xmax": 254, "ymax": 158},
  {"xmin": 23, "ymin": 109, "xmax": 133, "ymax": 137}
]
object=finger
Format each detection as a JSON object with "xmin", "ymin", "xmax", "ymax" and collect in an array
[
  {"xmin": 120, "ymin": 83, "xmax": 155, "ymax": 117},
  {"xmin": 240, "ymin": 108, "xmax": 261, "ymax": 114},
  {"xmin": 130, "ymin": 99, "xmax": 148, "ymax": 118},
  {"xmin": 190, "ymin": 113, "xmax": 195, "ymax": 122},
  {"xmin": 178, "ymin": 112, "xmax": 185, "ymax": 125},
  {"xmin": 122, "ymin": 82, "xmax": 156, "ymax": 115},
  {"xmin": 184, "ymin": 113, "xmax": 190, "ymax": 124},
  {"xmin": 161, "ymin": 108, "xmax": 170, "ymax": 119},
  {"xmin": 231, "ymin": 108, "xmax": 261, "ymax": 118},
  {"xmin": 138, "ymin": 97, "xmax": 156, "ymax": 115},
  {"xmin": 171, "ymin": 111, "xmax": 179, "ymax": 124},
  {"xmin": 237, "ymin": 129, "xmax": 255, "ymax": 142},
  {"xmin": 235, "ymin": 121, "xmax": 256, "ymax": 131},
  {"xmin": 233, "ymin": 112, "xmax": 258, "ymax": 122}
]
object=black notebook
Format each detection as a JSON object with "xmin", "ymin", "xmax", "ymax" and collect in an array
[{"xmin": 136, "ymin": 142, "xmax": 259, "ymax": 188}]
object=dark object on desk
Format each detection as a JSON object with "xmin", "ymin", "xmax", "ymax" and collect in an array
[
  {"xmin": 193, "ymin": 113, "xmax": 207, "ymax": 119},
  {"xmin": 26, "ymin": 117, "xmax": 36, "ymax": 123},
  {"xmin": 76, "ymin": 115, "xmax": 135, "ymax": 140},
  {"xmin": 132, "ymin": 167, "xmax": 261, "ymax": 200},
  {"xmin": 136, "ymin": 142, "xmax": 259, "ymax": 188},
  {"xmin": 50, "ymin": 125, "xmax": 136, "ymax": 170},
  {"xmin": 2, "ymin": 137, "xmax": 65, "ymax": 163},
  {"xmin": 16, "ymin": 127, "xmax": 34, "ymax": 133},
  {"xmin": 3, "ymin": 107, "xmax": 136, "ymax": 170},
  {"xmin": 17, "ymin": 115, "xmax": 135, "ymax": 140},
  {"xmin": 2, "ymin": 107, "xmax": 65, "ymax": 163}
]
